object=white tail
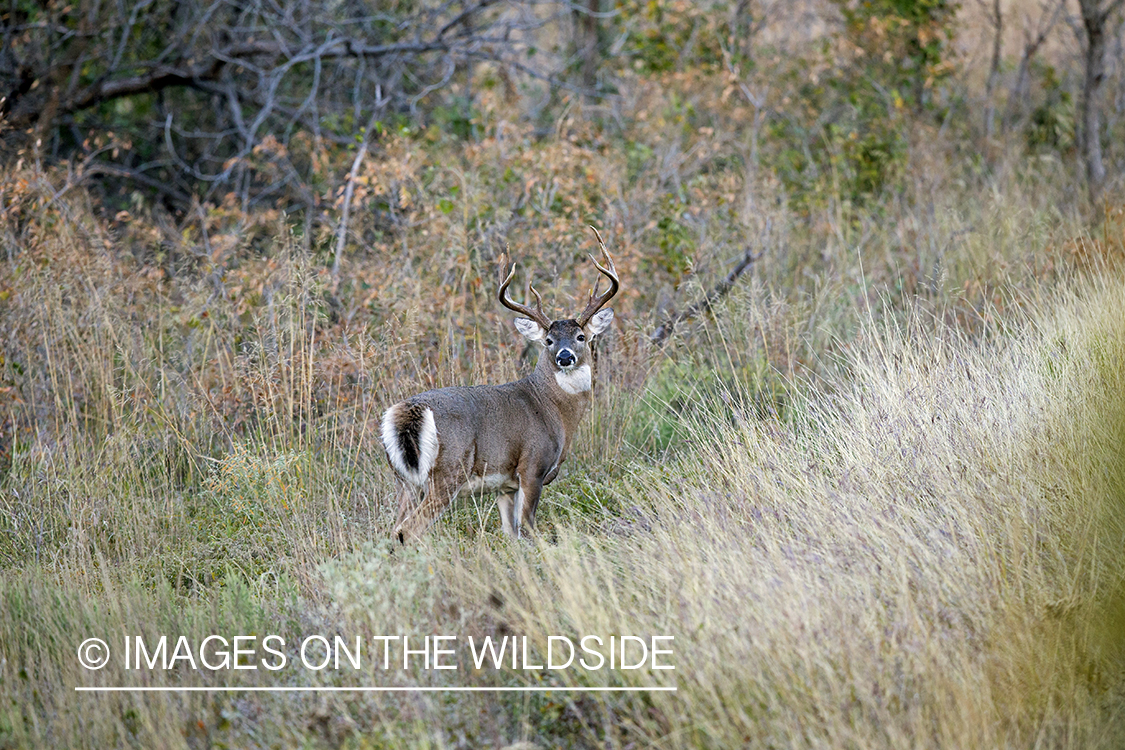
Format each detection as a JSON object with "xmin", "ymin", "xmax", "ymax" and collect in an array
[
  {"xmin": 381, "ymin": 226, "xmax": 620, "ymax": 542},
  {"xmin": 380, "ymin": 404, "xmax": 438, "ymax": 486}
]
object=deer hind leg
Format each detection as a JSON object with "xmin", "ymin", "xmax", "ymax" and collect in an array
[
  {"xmin": 394, "ymin": 483, "xmax": 421, "ymax": 530},
  {"xmin": 393, "ymin": 473, "xmax": 461, "ymax": 544}
]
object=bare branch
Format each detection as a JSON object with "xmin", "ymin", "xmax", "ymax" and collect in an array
[
  {"xmin": 1, "ymin": 0, "xmax": 584, "ymax": 211},
  {"xmin": 84, "ymin": 163, "xmax": 193, "ymax": 206},
  {"xmin": 651, "ymin": 232, "xmax": 769, "ymax": 347},
  {"xmin": 333, "ymin": 107, "xmax": 383, "ymax": 278}
]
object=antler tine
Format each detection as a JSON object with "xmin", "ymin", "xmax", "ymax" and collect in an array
[
  {"xmin": 577, "ymin": 225, "xmax": 620, "ymax": 326},
  {"xmin": 528, "ymin": 280, "xmax": 546, "ymax": 317},
  {"xmin": 498, "ymin": 258, "xmax": 552, "ymax": 329},
  {"xmin": 587, "ymin": 225, "xmax": 617, "ymax": 274}
]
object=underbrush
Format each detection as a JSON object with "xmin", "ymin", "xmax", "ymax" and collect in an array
[
  {"xmin": 1, "ymin": 15, "xmax": 1124, "ymax": 741},
  {"xmin": 1, "ymin": 263, "xmax": 1122, "ymax": 747}
]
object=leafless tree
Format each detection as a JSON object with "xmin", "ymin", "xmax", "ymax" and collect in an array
[
  {"xmin": 1075, "ymin": 0, "xmax": 1125, "ymax": 202},
  {"xmin": 0, "ymin": 0, "xmax": 576, "ymax": 211},
  {"xmin": 979, "ymin": 0, "xmax": 1003, "ymax": 138},
  {"xmin": 1006, "ymin": 0, "xmax": 1066, "ymax": 131},
  {"xmin": 572, "ymin": 0, "xmax": 602, "ymax": 91}
]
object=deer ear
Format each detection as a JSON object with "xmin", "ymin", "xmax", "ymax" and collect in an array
[
  {"xmin": 587, "ymin": 308, "xmax": 614, "ymax": 336},
  {"xmin": 513, "ymin": 317, "xmax": 547, "ymax": 342}
]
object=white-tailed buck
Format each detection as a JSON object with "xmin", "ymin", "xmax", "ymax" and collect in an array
[{"xmin": 381, "ymin": 226, "xmax": 619, "ymax": 542}]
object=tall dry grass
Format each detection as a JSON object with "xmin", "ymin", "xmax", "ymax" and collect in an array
[
  {"xmin": 446, "ymin": 275, "xmax": 1125, "ymax": 748},
  {"xmin": 2, "ymin": 4, "xmax": 1125, "ymax": 743},
  {"xmin": 1, "ymin": 246, "xmax": 1122, "ymax": 746}
]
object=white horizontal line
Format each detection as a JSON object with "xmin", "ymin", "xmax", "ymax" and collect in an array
[{"xmin": 76, "ymin": 686, "xmax": 676, "ymax": 693}]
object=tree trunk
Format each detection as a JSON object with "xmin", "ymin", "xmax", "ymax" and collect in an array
[
  {"xmin": 984, "ymin": 0, "xmax": 1003, "ymax": 138},
  {"xmin": 1078, "ymin": 0, "xmax": 1123, "ymax": 203},
  {"xmin": 574, "ymin": 0, "xmax": 600, "ymax": 92},
  {"xmin": 1081, "ymin": 6, "xmax": 1107, "ymax": 201}
]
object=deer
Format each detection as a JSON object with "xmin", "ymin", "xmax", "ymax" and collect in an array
[{"xmin": 381, "ymin": 226, "xmax": 619, "ymax": 543}]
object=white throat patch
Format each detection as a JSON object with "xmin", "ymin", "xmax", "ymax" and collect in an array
[{"xmin": 555, "ymin": 364, "xmax": 592, "ymax": 395}]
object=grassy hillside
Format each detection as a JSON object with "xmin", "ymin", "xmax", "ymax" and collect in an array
[{"xmin": 2, "ymin": 1, "xmax": 1125, "ymax": 747}]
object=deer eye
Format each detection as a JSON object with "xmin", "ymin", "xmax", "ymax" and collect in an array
[
  {"xmin": 577, "ymin": 334, "xmax": 586, "ymax": 342},
  {"xmin": 545, "ymin": 338, "xmax": 553, "ymax": 346}
]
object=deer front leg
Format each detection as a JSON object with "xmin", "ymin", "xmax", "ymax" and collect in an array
[
  {"xmin": 517, "ymin": 470, "xmax": 545, "ymax": 535},
  {"xmin": 543, "ymin": 443, "xmax": 567, "ymax": 487},
  {"xmin": 497, "ymin": 491, "xmax": 518, "ymax": 538}
]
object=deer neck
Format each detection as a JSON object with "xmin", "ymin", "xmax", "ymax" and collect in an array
[{"xmin": 532, "ymin": 354, "xmax": 592, "ymax": 433}]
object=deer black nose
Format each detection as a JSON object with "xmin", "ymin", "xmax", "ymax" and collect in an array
[{"xmin": 556, "ymin": 349, "xmax": 575, "ymax": 368}]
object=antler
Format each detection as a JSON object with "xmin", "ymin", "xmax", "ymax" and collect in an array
[
  {"xmin": 498, "ymin": 256, "xmax": 552, "ymax": 330},
  {"xmin": 576, "ymin": 225, "xmax": 620, "ymax": 327}
]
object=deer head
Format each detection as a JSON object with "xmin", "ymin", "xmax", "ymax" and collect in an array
[{"xmin": 498, "ymin": 226, "xmax": 618, "ymax": 387}]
